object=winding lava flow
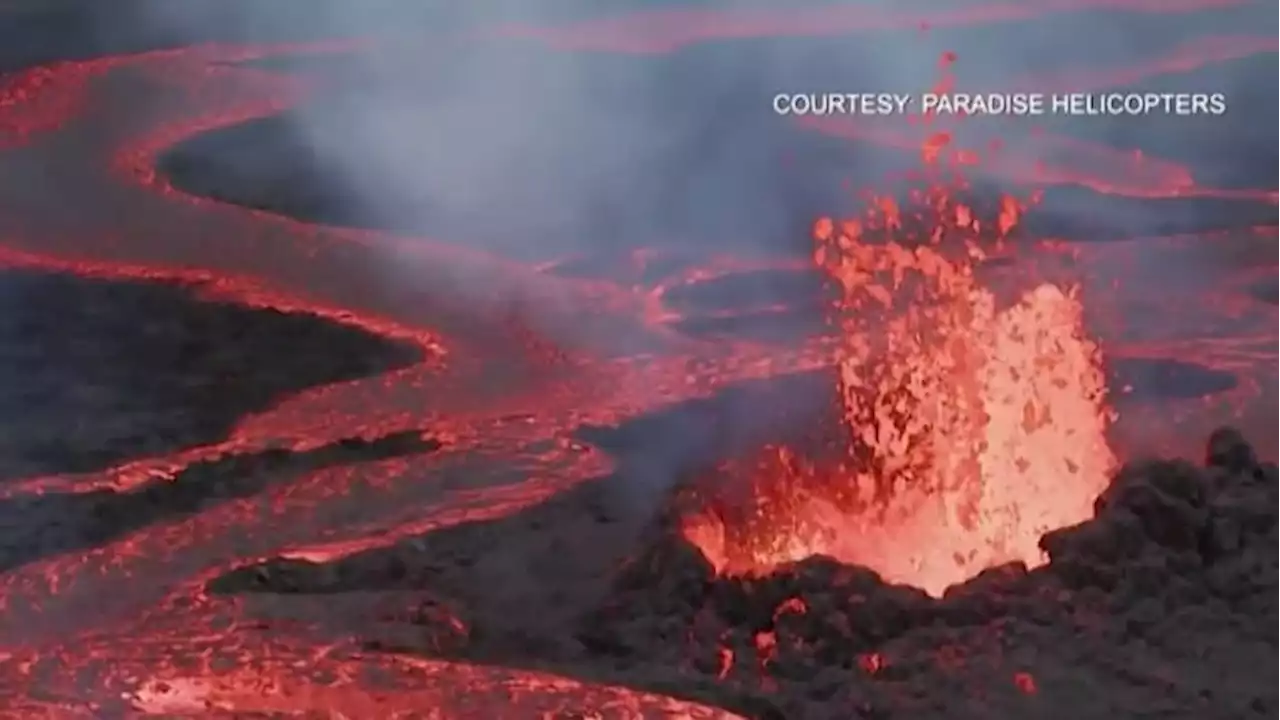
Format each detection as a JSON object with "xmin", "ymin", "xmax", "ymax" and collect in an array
[{"xmin": 0, "ymin": 1, "xmax": 1275, "ymax": 717}]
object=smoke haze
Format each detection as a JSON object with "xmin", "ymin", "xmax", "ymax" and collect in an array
[
  {"xmin": 121, "ymin": 1, "xmax": 1276, "ymax": 255},
  {"xmin": 116, "ymin": 0, "xmax": 1277, "ymax": 453}
]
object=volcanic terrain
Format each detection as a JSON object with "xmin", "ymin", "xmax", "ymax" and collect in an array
[{"xmin": 0, "ymin": 1, "xmax": 1275, "ymax": 718}]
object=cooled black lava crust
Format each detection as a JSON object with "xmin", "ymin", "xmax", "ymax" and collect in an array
[
  {"xmin": 0, "ymin": 270, "xmax": 433, "ymax": 574},
  {"xmin": 213, "ymin": 418, "xmax": 1278, "ymax": 719}
]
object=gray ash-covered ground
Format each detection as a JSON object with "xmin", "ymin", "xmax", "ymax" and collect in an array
[
  {"xmin": 212, "ymin": 424, "xmax": 1278, "ymax": 719},
  {"xmin": 0, "ymin": 269, "xmax": 427, "ymax": 571}
]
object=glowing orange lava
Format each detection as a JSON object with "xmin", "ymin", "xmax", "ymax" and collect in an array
[
  {"xmin": 681, "ymin": 131, "xmax": 1118, "ymax": 596},
  {"xmin": 0, "ymin": 2, "xmax": 1272, "ymax": 715}
]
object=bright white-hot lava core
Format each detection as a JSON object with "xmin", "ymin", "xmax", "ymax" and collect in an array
[{"xmin": 680, "ymin": 128, "xmax": 1119, "ymax": 597}]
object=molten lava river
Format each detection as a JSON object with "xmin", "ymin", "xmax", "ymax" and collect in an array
[{"xmin": 0, "ymin": 1, "xmax": 1275, "ymax": 718}]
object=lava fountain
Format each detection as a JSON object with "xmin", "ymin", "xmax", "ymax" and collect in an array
[{"xmin": 681, "ymin": 132, "xmax": 1119, "ymax": 596}]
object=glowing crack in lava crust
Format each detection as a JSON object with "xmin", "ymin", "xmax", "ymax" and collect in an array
[
  {"xmin": 681, "ymin": 140, "xmax": 1117, "ymax": 595},
  {"xmin": 0, "ymin": 0, "xmax": 1274, "ymax": 716}
]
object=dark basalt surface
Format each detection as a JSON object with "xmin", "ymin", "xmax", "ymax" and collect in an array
[
  {"xmin": 0, "ymin": 269, "xmax": 436, "ymax": 580},
  {"xmin": 0, "ymin": 270, "xmax": 422, "ymax": 481},
  {"xmin": 0, "ymin": 431, "xmax": 440, "ymax": 574}
]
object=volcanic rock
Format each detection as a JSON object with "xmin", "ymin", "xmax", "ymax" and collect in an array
[
  {"xmin": 575, "ymin": 427, "xmax": 1278, "ymax": 719},
  {"xmin": 203, "ymin": 427, "xmax": 1277, "ymax": 719}
]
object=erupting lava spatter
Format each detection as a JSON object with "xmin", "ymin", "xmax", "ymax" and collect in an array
[
  {"xmin": 0, "ymin": 0, "xmax": 1274, "ymax": 715},
  {"xmin": 681, "ymin": 130, "xmax": 1118, "ymax": 596}
]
